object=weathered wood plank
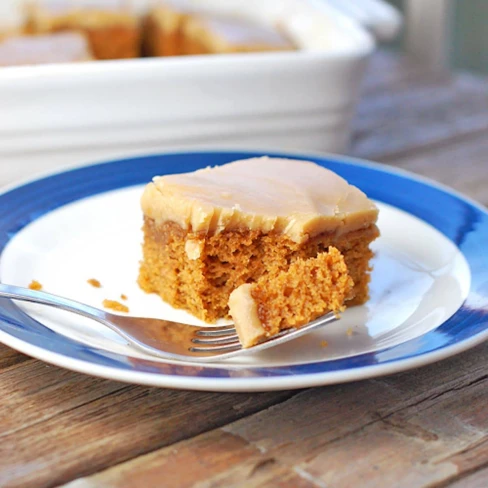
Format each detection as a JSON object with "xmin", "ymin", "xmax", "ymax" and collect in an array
[
  {"xmin": 63, "ymin": 430, "xmax": 316, "ymax": 488},
  {"xmin": 439, "ymin": 439, "xmax": 488, "ymax": 487},
  {"xmin": 352, "ymin": 67, "xmax": 488, "ymax": 161},
  {"xmin": 0, "ymin": 344, "xmax": 29, "ymax": 370},
  {"xmin": 298, "ymin": 373, "xmax": 488, "ymax": 487},
  {"xmin": 0, "ymin": 359, "xmax": 294, "ymax": 488},
  {"xmin": 391, "ymin": 132, "xmax": 488, "ymax": 206},
  {"xmin": 58, "ymin": 342, "xmax": 488, "ymax": 488},
  {"xmin": 0, "ymin": 361, "xmax": 127, "ymax": 437},
  {"xmin": 446, "ymin": 466, "xmax": 488, "ymax": 488},
  {"xmin": 361, "ymin": 50, "xmax": 446, "ymax": 95}
]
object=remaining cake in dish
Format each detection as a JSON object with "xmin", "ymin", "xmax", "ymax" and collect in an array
[
  {"xmin": 229, "ymin": 247, "xmax": 353, "ymax": 348},
  {"xmin": 0, "ymin": 32, "xmax": 93, "ymax": 66},
  {"xmin": 25, "ymin": 0, "xmax": 141, "ymax": 60},
  {"xmin": 143, "ymin": 1, "xmax": 294, "ymax": 57},
  {"xmin": 181, "ymin": 15, "xmax": 294, "ymax": 55},
  {"xmin": 138, "ymin": 157, "xmax": 379, "ymax": 323},
  {"xmin": 143, "ymin": 1, "xmax": 190, "ymax": 57}
]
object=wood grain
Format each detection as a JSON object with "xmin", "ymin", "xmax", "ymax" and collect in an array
[
  {"xmin": 352, "ymin": 54, "xmax": 488, "ymax": 162},
  {"xmin": 392, "ymin": 132, "xmax": 488, "ymax": 205},
  {"xmin": 0, "ymin": 344, "xmax": 30, "ymax": 370},
  {"xmin": 361, "ymin": 50, "xmax": 446, "ymax": 95},
  {"xmin": 446, "ymin": 467, "xmax": 488, "ymax": 488},
  {"xmin": 0, "ymin": 359, "xmax": 294, "ymax": 488},
  {"xmin": 63, "ymin": 430, "xmax": 316, "ymax": 488},
  {"xmin": 58, "ymin": 342, "xmax": 488, "ymax": 488}
]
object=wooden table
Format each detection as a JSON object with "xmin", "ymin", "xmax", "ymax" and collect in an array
[{"xmin": 1, "ymin": 51, "xmax": 488, "ymax": 488}]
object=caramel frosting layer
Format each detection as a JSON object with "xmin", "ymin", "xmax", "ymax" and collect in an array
[{"xmin": 141, "ymin": 157, "xmax": 378, "ymax": 243}]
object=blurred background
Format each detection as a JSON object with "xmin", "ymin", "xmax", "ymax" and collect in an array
[{"xmin": 386, "ymin": 0, "xmax": 488, "ymax": 74}]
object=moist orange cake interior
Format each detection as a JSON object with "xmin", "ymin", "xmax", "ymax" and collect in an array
[{"xmin": 228, "ymin": 247, "xmax": 353, "ymax": 347}]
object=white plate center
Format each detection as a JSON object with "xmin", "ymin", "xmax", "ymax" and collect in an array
[{"xmin": 0, "ymin": 186, "xmax": 471, "ymax": 367}]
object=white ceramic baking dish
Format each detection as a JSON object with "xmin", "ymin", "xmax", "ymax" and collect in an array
[{"xmin": 0, "ymin": 0, "xmax": 380, "ymax": 172}]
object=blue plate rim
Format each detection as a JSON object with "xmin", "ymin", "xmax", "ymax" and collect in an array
[{"xmin": 1, "ymin": 149, "xmax": 487, "ymax": 392}]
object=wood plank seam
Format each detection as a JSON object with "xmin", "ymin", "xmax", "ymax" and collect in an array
[
  {"xmin": 0, "ymin": 354, "xmax": 34, "ymax": 370},
  {"xmin": 441, "ymin": 437, "xmax": 488, "ymax": 460},
  {"xmin": 431, "ymin": 457, "xmax": 488, "ymax": 488},
  {"xmin": 0, "ymin": 345, "xmax": 31, "ymax": 370},
  {"xmin": 247, "ymin": 457, "xmax": 278, "ymax": 478},
  {"xmin": 0, "ymin": 354, "xmax": 32, "ymax": 371},
  {"xmin": 379, "ymin": 417, "xmax": 440, "ymax": 442},
  {"xmin": 397, "ymin": 373, "xmax": 488, "ymax": 412},
  {"xmin": 293, "ymin": 466, "xmax": 329, "ymax": 488},
  {"xmin": 0, "ymin": 382, "xmax": 132, "ymax": 441}
]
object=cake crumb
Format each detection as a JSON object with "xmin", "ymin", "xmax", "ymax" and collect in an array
[
  {"xmin": 87, "ymin": 278, "xmax": 102, "ymax": 288},
  {"xmin": 320, "ymin": 340, "xmax": 328, "ymax": 348},
  {"xmin": 120, "ymin": 294, "xmax": 128, "ymax": 301},
  {"xmin": 346, "ymin": 327, "xmax": 354, "ymax": 337},
  {"xmin": 28, "ymin": 280, "xmax": 43, "ymax": 291},
  {"xmin": 103, "ymin": 299, "xmax": 129, "ymax": 313}
]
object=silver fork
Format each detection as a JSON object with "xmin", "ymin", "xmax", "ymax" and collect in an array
[{"xmin": 0, "ymin": 284, "xmax": 338, "ymax": 363}]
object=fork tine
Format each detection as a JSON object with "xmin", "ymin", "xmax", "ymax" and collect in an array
[
  {"xmin": 189, "ymin": 341, "xmax": 242, "ymax": 353},
  {"xmin": 191, "ymin": 334, "xmax": 239, "ymax": 345},
  {"xmin": 191, "ymin": 328, "xmax": 294, "ymax": 353},
  {"xmin": 195, "ymin": 326, "xmax": 236, "ymax": 337}
]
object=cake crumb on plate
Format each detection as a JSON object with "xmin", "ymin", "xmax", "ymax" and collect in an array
[
  {"xmin": 87, "ymin": 278, "xmax": 102, "ymax": 288},
  {"xmin": 103, "ymin": 299, "xmax": 129, "ymax": 313},
  {"xmin": 28, "ymin": 280, "xmax": 42, "ymax": 291}
]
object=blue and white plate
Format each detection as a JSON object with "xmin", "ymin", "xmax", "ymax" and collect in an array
[{"xmin": 1, "ymin": 150, "xmax": 487, "ymax": 392}]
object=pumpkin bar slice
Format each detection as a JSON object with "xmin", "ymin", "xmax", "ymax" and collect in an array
[
  {"xmin": 0, "ymin": 32, "xmax": 93, "ymax": 66},
  {"xmin": 181, "ymin": 15, "xmax": 295, "ymax": 55},
  {"xmin": 228, "ymin": 248, "xmax": 353, "ymax": 348},
  {"xmin": 138, "ymin": 157, "xmax": 379, "ymax": 323},
  {"xmin": 25, "ymin": 0, "xmax": 141, "ymax": 60}
]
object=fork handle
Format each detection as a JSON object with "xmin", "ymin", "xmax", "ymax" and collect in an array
[{"xmin": 0, "ymin": 283, "xmax": 107, "ymax": 322}]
